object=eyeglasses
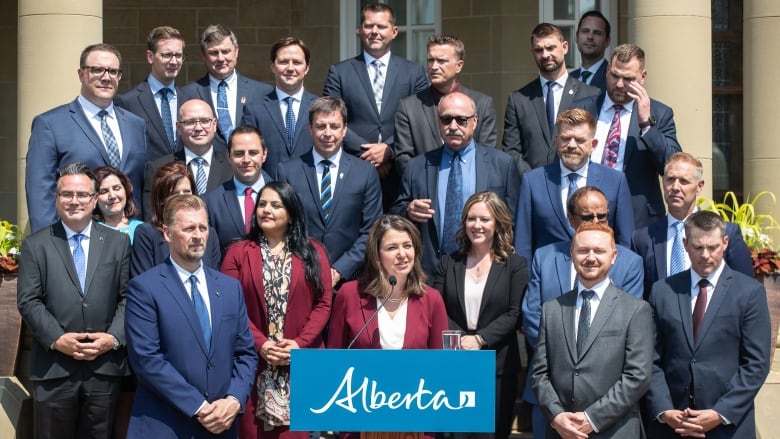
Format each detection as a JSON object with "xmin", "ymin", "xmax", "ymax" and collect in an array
[
  {"xmin": 439, "ymin": 114, "xmax": 475, "ymax": 127},
  {"xmin": 158, "ymin": 52, "xmax": 184, "ymax": 62},
  {"xmin": 575, "ymin": 212, "xmax": 609, "ymax": 222},
  {"xmin": 57, "ymin": 191, "xmax": 95, "ymax": 202},
  {"xmin": 177, "ymin": 118, "xmax": 215, "ymax": 128},
  {"xmin": 82, "ymin": 66, "xmax": 123, "ymax": 78}
]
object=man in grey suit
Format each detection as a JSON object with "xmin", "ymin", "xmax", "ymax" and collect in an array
[
  {"xmin": 17, "ymin": 162, "xmax": 131, "ymax": 439},
  {"xmin": 569, "ymin": 11, "xmax": 611, "ymax": 93},
  {"xmin": 26, "ymin": 43, "xmax": 148, "ymax": 233},
  {"xmin": 394, "ymin": 33, "xmax": 497, "ymax": 176},
  {"xmin": 502, "ymin": 23, "xmax": 600, "ymax": 176},
  {"xmin": 115, "ymin": 26, "xmax": 185, "ymax": 161},
  {"xmin": 531, "ymin": 221, "xmax": 653, "ymax": 438}
]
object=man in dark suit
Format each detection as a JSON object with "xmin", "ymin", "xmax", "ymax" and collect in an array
[
  {"xmin": 179, "ymin": 24, "xmax": 273, "ymax": 150},
  {"xmin": 394, "ymin": 33, "xmax": 496, "ymax": 176},
  {"xmin": 241, "ymin": 37, "xmax": 318, "ymax": 176},
  {"xmin": 573, "ymin": 43, "xmax": 682, "ymax": 228},
  {"xmin": 531, "ymin": 221, "xmax": 654, "ymax": 438},
  {"xmin": 323, "ymin": 2, "xmax": 428, "ymax": 209},
  {"xmin": 569, "ymin": 11, "xmax": 611, "ymax": 93},
  {"xmin": 392, "ymin": 92, "xmax": 520, "ymax": 276},
  {"xmin": 26, "ymin": 43, "xmax": 148, "ymax": 233},
  {"xmin": 203, "ymin": 126, "xmax": 272, "ymax": 257},
  {"xmin": 276, "ymin": 96, "xmax": 382, "ymax": 287},
  {"xmin": 645, "ymin": 211, "xmax": 771, "ymax": 438},
  {"xmin": 514, "ymin": 108, "xmax": 634, "ymax": 261},
  {"xmin": 115, "ymin": 26, "xmax": 185, "ymax": 161},
  {"xmin": 17, "ymin": 163, "xmax": 131, "ymax": 439},
  {"xmin": 125, "ymin": 194, "xmax": 257, "ymax": 437},
  {"xmin": 502, "ymin": 23, "xmax": 600, "ymax": 176},
  {"xmin": 632, "ymin": 152, "xmax": 753, "ymax": 297},
  {"xmin": 143, "ymin": 98, "xmax": 233, "ymax": 219}
]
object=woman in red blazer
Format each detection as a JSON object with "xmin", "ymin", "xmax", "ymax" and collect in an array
[{"xmin": 221, "ymin": 181, "xmax": 332, "ymax": 439}]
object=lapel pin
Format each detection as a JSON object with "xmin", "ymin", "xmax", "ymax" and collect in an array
[
  {"xmin": 339, "ymin": 172, "xmax": 344, "ymax": 180},
  {"xmin": 215, "ymin": 291, "xmax": 221, "ymax": 297},
  {"xmin": 241, "ymin": 97, "xmax": 246, "ymax": 104},
  {"xmin": 568, "ymin": 89, "xmax": 574, "ymax": 95}
]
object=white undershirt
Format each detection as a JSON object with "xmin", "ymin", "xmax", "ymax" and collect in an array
[{"xmin": 377, "ymin": 298, "xmax": 407, "ymax": 349}]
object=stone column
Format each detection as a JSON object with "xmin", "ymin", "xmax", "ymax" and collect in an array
[
  {"xmin": 628, "ymin": 2, "xmax": 712, "ymax": 199},
  {"xmin": 17, "ymin": 0, "xmax": 102, "ymax": 231}
]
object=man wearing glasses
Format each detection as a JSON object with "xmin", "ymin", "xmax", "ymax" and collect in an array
[
  {"xmin": 115, "ymin": 26, "xmax": 186, "ymax": 161},
  {"xmin": 17, "ymin": 162, "xmax": 131, "ymax": 439},
  {"xmin": 513, "ymin": 108, "xmax": 634, "ymax": 262},
  {"xmin": 26, "ymin": 43, "xmax": 148, "ymax": 233},
  {"xmin": 142, "ymin": 98, "xmax": 233, "ymax": 219},
  {"xmin": 391, "ymin": 92, "xmax": 519, "ymax": 276}
]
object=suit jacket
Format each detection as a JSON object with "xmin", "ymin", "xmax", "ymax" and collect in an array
[
  {"xmin": 513, "ymin": 161, "xmax": 634, "ymax": 261},
  {"xmin": 394, "ymin": 85, "xmax": 497, "ymax": 175},
  {"xmin": 240, "ymin": 88, "xmax": 318, "ymax": 176},
  {"xmin": 114, "ymin": 79, "xmax": 181, "ymax": 161},
  {"xmin": 433, "ymin": 253, "xmax": 527, "ymax": 375},
  {"xmin": 573, "ymin": 94, "xmax": 682, "ymax": 228},
  {"xmin": 125, "ymin": 259, "xmax": 257, "ymax": 438},
  {"xmin": 323, "ymin": 53, "xmax": 428, "ymax": 155},
  {"xmin": 631, "ymin": 219, "xmax": 754, "ymax": 297},
  {"xmin": 645, "ymin": 267, "xmax": 771, "ymax": 439},
  {"xmin": 570, "ymin": 61, "xmax": 608, "ymax": 93},
  {"xmin": 178, "ymin": 73, "xmax": 274, "ymax": 150},
  {"xmin": 502, "ymin": 76, "xmax": 600, "ymax": 176},
  {"xmin": 130, "ymin": 222, "xmax": 222, "ymax": 278},
  {"xmin": 276, "ymin": 151, "xmax": 382, "ymax": 280},
  {"xmin": 26, "ymin": 99, "xmax": 148, "ymax": 233},
  {"xmin": 327, "ymin": 281, "xmax": 448, "ymax": 349},
  {"xmin": 391, "ymin": 144, "xmax": 521, "ymax": 276},
  {"xmin": 531, "ymin": 284, "xmax": 654, "ymax": 438},
  {"xmin": 142, "ymin": 147, "xmax": 234, "ymax": 220},
  {"xmin": 17, "ymin": 221, "xmax": 130, "ymax": 381}
]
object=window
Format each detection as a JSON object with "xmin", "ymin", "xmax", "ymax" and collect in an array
[{"xmin": 539, "ymin": 0, "xmax": 616, "ymax": 68}]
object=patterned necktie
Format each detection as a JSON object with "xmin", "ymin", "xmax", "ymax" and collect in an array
[
  {"xmin": 159, "ymin": 87, "xmax": 176, "ymax": 151},
  {"xmin": 192, "ymin": 157, "xmax": 207, "ymax": 195},
  {"xmin": 98, "ymin": 110, "xmax": 121, "ymax": 167},
  {"xmin": 545, "ymin": 81, "xmax": 556, "ymax": 137},
  {"xmin": 217, "ymin": 80, "xmax": 233, "ymax": 139},
  {"xmin": 440, "ymin": 152, "xmax": 463, "ymax": 255},
  {"xmin": 284, "ymin": 96, "xmax": 296, "ymax": 147},
  {"xmin": 670, "ymin": 221, "xmax": 686, "ymax": 275},
  {"xmin": 602, "ymin": 104, "xmax": 624, "ymax": 168},
  {"xmin": 567, "ymin": 173, "xmax": 579, "ymax": 201},
  {"xmin": 693, "ymin": 279, "xmax": 709, "ymax": 341},
  {"xmin": 320, "ymin": 160, "xmax": 333, "ymax": 222},
  {"xmin": 244, "ymin": 187, "xmax": 254, "ymax": 234},
  {"xmin": 580, "ymin": 70, "xmax": 593, "ymax": 83},
  {"xmin": 577, "ymin": 289, "xmax": 595, "ymax": 355},
  {"xmin": 371, "ymin": 60, "xmax": 385, "ymax": 113},
  {"xmin": 189, "ymin": 275, "xmax": 212, "ymax": 350},
  {"xmin": 72, "ymin": 234, "xmax": 86, "ymax": 294}
]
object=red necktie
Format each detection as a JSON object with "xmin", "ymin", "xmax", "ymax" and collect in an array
[
  {"xmin": 244, "ymin": 187, "xmax": 254, "ymax": 234},
  {"xmin": 693, "ymin": 279, "xmax": 708, "ymax": 341},
  {"xmin": 602, "ymin": 104, "xmax": 624, "ymax": 168}
]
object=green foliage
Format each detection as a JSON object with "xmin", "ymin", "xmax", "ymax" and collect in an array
[
  {"xmin": 0, "ymin": 220, "xmax": 21, "ymax": 258},
  {"xmin": 697, "ymin": 191, "xmax": 780, "ymax": 251}
]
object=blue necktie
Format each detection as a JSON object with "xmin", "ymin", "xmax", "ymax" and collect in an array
[
  {"xmin": 670, "ymin": 221, "xmax": 686, "ymax": 275},
  {"xmin": 284, "ymin": 96, "xmax": 296, "ymax": 147},
  {"xmin": 217, "ymin": 80, "xmax": 233, "ymax": 139},
  {"xmin": 545, "ymin": 81, "xmax": 556, "ymax": 137},
  {"xmin": 72, "ymin": 234, "xmax": 86, "ymax": 294},
  {"xmin": 577, "ymin": 289, "xmax": 595, "ymax": 355},
  {"xmin": 441, "ymin": 152, "xmax": 463, "ymax": 255},
  {"xmin": 189, "ymin": 275, "xmax": 211, "ymax": 350},
  {"xmin": 159, "ymin": 87, "xmax": 176, "ymax": 152},
  {"xmin": 320, "ymin": 160, "xmax": 333, "ymax": 222},
  {"xmin": 567, "ymin": 173, "xmax": 579, "ymax": 201},
  {"xmin": 192, "ymin": 157, "xmax": 207, "ymax": 196},
  {"xmin": 98, "ymin": 110, "xmax": 121, "ymax": 167}
]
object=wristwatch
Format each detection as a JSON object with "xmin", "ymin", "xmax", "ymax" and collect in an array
[
  {"xmin": 112, "ymin": 335, "xmax": 120, "ymax": 350},
  {"xmin": 638, "ymin": 116, "xmax": 656, "ymax": 129}
]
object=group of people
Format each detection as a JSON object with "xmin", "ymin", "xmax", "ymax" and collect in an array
[{"xmin": 15, "ymin": 2, "xmax": 773, "ymax": 439}]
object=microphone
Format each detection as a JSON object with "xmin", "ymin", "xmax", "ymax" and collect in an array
[{"xmin": 347, "ymin": 275, "xmax": 397, "ymax": 349}]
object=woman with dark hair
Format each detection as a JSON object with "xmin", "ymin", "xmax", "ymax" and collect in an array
[
  {"xmin": 92, "ymin": 165, "xmax": 143, "ymax": 243},
  {"xmin": 130, "ymin": 162, "xmax": 221, "ymax": 277},
  {"xmin": 221, "ymin": 181, "xmax": 332, "ymax": 439},
  {"xmin": 433, "ymin": 191, "xmax": 528, "ymax": 439}
]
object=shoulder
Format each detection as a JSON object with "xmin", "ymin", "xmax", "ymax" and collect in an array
[
  {"xmin": 134, "ymin": 222, "xmax": 160, "ymax": 239},
  {"xmin": 149, "ymin": 153, "xmax": 177, "ymax": 169},
  {"xmin": 516, "ymin": 78, "xmax": 539, "ymax": 95},
  {"xmin": 329, "ymin": 56, "xmax": 361, "ymax": 71},
  {"xmin": 421, "ymin": 285, "xmax": 445, "ymax": 304},
  {"xmin": 616, "ymin": 244, "xmax": 642, "ymax": 262},
  {"xmin": 477, "ymin": 144, "xmax": 512, "ymax": 162},
  {"xmin": 507, "ymin": 253, "xmax": 528, "ymax": 269},
  {"xmin": 34, "ymin": 101, "xmax": 75, "ymax": 122},
  {"xmin": 649, "ymin": 98, "xmax": 673, "ymax": 113},
  {"xmin": 129, "ymin": 262, "xmax": 168, "ymax": 286},
  {"xmin": 308, "ymin": 238, "xmax": 328, "ymax": 255}
]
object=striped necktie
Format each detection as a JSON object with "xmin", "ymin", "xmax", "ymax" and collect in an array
[{"xmin": 320, "ymin": 160, "xmax": 333, "ymax": 221}]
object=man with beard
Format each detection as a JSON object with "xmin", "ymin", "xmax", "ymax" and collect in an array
[
  {"xmin": 502, "ymin": 23, "xmax": 600, "ymax": 176},
  {"xmin": 514, "ymin": 108, "xmax": 633, "ymax": 261}
]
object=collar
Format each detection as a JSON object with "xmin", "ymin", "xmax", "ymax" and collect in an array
[
  {"xmin": 601, "ymin": 93, "xmax": 635, "ymax": 113},
  {"xmin": 276, "ymin": 87, "xmax": 305, "ymax": 102},
  {"xmin": 691, "ymin": 260, "xmax": 726, "ymax": 290},
  {"xmin": 363, "ymin": 51, "xmax": 392, "ymax": 68},
  {"xmin": 443, "ymin": 141, "xmax": 475, "ymax": 161},
  {"xmin": 577, "ymin": 277, "xmax": 610, "ymax": 300},
  {"xmin": 580, "ymin": 59, "xmax": 606, "ymax": 75},
  {"xmin": 539, "ymin": 71, "xmax": 569, "ymax": 89},
  {"xmin": 62, "ymin": 220, "xmax": 93, "ymax": 240},
  {"xmin": 560, "ymin": 160, "xmax": 589, "ymax": 179},
  {"xmin": 233, "ymin": 175, "xmax": 266, "ymax": 195},
  {"xmin": 430, "ymin": 82, "xmax": 461, "ymax": 104},
  {"xmin": 209, "ymin": 70, "xmax": 237, "ymax": 88},
  {"xmin": 185, "ymin": 147, "xmax": 215, "ymax": 166},
  {"xmin": 170, "ymin": 256, "xmax": 205, "ymax": 279},
  {"xmin": 313, "ymin": 147, "xmax": 342, "ymax": 166},
  {"xmin": 78, "ymin": 95, "xmax": 114, "ymax": 117},
  {"xmin": 147, "ymin": 74, "xmax": 176, "ymax": 96}
]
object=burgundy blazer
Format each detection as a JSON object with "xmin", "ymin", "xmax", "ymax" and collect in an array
[{"xmin": 328, "ymin": 281, "xmax": 448, "ymax": 349}]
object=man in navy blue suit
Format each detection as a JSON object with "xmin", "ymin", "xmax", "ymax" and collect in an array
[
  {"xmin": 125, "ymin": 194, "xmax": 257, "ymax": 438},
  {"xmin": 241, "ymin": 37, "xmax": 318, "ymax": 176},
  {"xmin": 632, "ymin": 152, "xmax": 753, "ymax": 297},
  {"xmin": 276, "ymin": 96, "xmax": 382, "ymax": 287},
  {"xmin": 569, "ymin": 11, "xmax": 611, "ymax": 93},
  {"xmin": 514, "ymin": 108, "xmax": 634, "ymax": 261},
  {"xmin": 203, "ymin": 125, "xmax": 272, "ymax": 257},
  {"xmin": 26, "ymin": 43, "xmax": 148, "ymax": 233},
  {"xmin": 573, "ymin": 43, "xmax": 682, "ymax": 228}
]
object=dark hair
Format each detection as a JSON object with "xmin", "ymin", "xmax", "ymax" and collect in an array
[
  {"xmin": 361, "ymin": 3, "xmax": 396, "ymax": 25},
  {"xmin": 427, "ymin": 34, "xmax": 465, "ymax": 60},
  {"xmin": 150, "ymin": 162, "xmax": 196, "ymax": 229},
  {"xmin": 247, "ymin": 181, "xmax": 324, "ymax": 297},
  {"xmin": 92, "ymin": 166, "xmax": 139, "ymax": 221},
  {"xmin": 200, "ymin": 24, "xmax": 238, "ymax": 51},
  {"xmin": 531, "ymin": 23, "xmax": 565, "ymax": 43},
  {"xmin": 360, "ymin": 215, "xmax": 427, "ymax": 298},
  {"xmin": 146, "ymin": 26, "xmax": 184, "ymax": 52},
  {"xmin": 456, "ymin": 192, "xmax": 514, "ymax": 263},
  {"xmin": 308, "ymin": 96, "xmax": 348, "ymax": 125},
  {"xmin": 57, "ymin": 162, "xmax": 97, "ymax": 193},
  {"xmin": 228, "ymin": 125, "xmax": 265, "ymax": 152},
  {"xmin": 80, "ymin": 43, "xmax": 122, "ymax": 68},
  {"xmin": 684, "ymin": 210, "xmax": 727, "ymax": 238},
  {"xmin": 270, "ymin": 36, "xmax": 311, "ymax": 65},
  {"xmin": 577, "ymin": 10, "xmax": 611, "ymax": 38},
  {"xmin": 566, "ymin": 186, "xmax": 607, "ymax": 217}
]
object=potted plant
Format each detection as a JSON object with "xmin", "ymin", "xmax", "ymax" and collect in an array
[
  {"xmin": 0, "ymin": 219, "xmax": 21, "ymax": 279},
  {"xmin": 0, "ymin": 219, "xmax": 22, "ymax": 376}
]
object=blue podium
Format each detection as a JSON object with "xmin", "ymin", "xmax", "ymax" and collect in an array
[{"xmin": 290, "ymin": 349, "xmax": 495, "ymax": 434}]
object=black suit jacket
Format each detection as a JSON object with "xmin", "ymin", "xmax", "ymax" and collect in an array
[
  {"xmin": 17, "ymin": 222, "xmax": 130, "ymax": 381},
  {"xmin": 114, "ymin": 79, "xmax": 181, "ymax": 161},
  {"xmin": 570, "ymin": 60, "xmax": 608, "ymax": 93}
]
